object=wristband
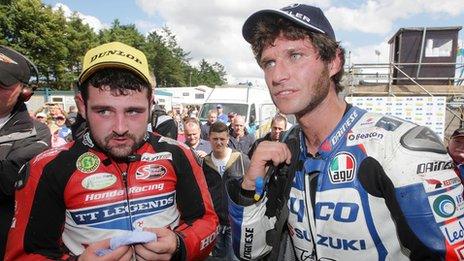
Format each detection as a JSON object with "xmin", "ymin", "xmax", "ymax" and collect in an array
[{"xmin": 174, "ymin": 233, "xmax": 181, "ymax": 254}]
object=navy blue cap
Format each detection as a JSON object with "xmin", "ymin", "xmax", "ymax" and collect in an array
[{"xmin": 242, "ymin": 4, "xmax": 335, "ymax": 43}]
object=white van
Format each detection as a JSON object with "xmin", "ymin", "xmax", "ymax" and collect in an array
[{"xmin": 198, "ymin": 86, "xmax": 277, "ymax": 134}]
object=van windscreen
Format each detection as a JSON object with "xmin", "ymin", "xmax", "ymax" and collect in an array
[{"xmin": 199, "ymin": 103, "xmax": 248, "ymax": 121}]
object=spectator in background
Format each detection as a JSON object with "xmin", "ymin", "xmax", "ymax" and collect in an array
[
  {"xmin": 228, "ymin": 115, "xmax": 255, "ymax": 155},
  {"xmin": 184, "ymin": 118, "xmax": 211, "ymax": 158},
  {"xmin": 216, "ymin": 104, "xmax": 228, "ymax": 123},
  {"xmin": 66, "ymin": 105, "xmax": 78, "ymax": 126},
  {"xmin": 448, "ymin": 127, "xmax": 464, "ymax": 166},
  {"xmin": 201, "ymin": 109, "xmax": 217, "ymax": 140},
  {"xmin": 35, "ymin": 112, "xmax": 47, "ymax": 124},
  {"xmin": 150, "ymin": 104, "xmax": 178, "ymax": 140},
  {"xmin": 202, "ymin": 121, "xmax": 249, "ymax": 260},
  {"xmin": 0, "ymin": 45, "xmax": 51, "ymax": 259},
  {"xmin": 54, "ymin": 113, "xmax": 72, "ymax": 140},
  {"xmin": 248, "ymin": 113, "xmax": 287, "ymax": 158},
  {"xmin": 227, "ymin": 111, "xmax": 237, "ymax": 127},
  {"xmin": 246, "ymin": 115, "xmax": 258, "ymax": 137}
]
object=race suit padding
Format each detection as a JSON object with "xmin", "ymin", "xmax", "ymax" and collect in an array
[
  {"xmin": 6, "ymin": 132, "xmax": 218, "ymax": 261},
  {"xmin": 228, "ymin": 105, "xmax": 464, "ymax": 260}
]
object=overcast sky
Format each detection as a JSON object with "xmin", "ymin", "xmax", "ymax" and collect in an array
[{"xmin": 43, "ymin": 0, "xmax": 464, "ymax": 87}]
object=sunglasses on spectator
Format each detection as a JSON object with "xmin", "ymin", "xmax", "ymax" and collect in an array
[{"xmin": 54, "ymin": 117, "xmax": 65, "ymax": 120}]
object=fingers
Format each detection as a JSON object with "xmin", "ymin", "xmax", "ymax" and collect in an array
[
  {"xmin": 252, "ymin": 141, "xmax": 292, "ymax": 165},
  {"xmin": 243, "ymin": 141, "xmax": 292, "ymax": 190},
  {"xmin": 134, "ymin": 227, "xmax": 177, "ymax": 260},
  {"xmin": 134, "ymin": 244, "xmax": 171, "ymax": 261},
  {"xmin": 111, "ymin": 245, "xmax": 134, "ymax": 261},
  {"xmin": 79, "ymin": 238, "xmax": 132, "ymax": 261}
]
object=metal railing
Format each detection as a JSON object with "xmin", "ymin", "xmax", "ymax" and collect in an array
[
  {"xmin": 345, "ymin": 61, "xmax": 464, "ymax": 91},
  {"xmin": 344, "ymin": 61, "xmax": 464, "ymax": 137}
]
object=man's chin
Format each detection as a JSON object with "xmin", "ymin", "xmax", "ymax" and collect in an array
[{"xmin": 106, "ymin": 146, "xmax": 134, "ymax": 160}]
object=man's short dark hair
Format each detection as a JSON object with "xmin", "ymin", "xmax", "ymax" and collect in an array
[
  {"xmin": 250, "ymin": 17, "xmax": 345, "ymax": 93},
  {"xmin": 209, "ymin": 121, "xmax": 229, "ymax": 135},
  {"xmin": 80, "ymin": 68, "xmax": 152, "ymax": 104}
]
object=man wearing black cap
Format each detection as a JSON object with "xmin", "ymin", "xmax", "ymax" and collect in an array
[
  {"xmin": 448, "ymin": 127, "xmax": 464, "ymax": 166},
  {"xmin": 0, "ymin": 46, "xmax": 51, "ymax": 259},
  {"xmin": 227, "ymin": 4, "xmax": 464, "ymax": 260}
]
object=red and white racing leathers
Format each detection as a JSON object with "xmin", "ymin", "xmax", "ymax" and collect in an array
[{"xmin": 6, "ymin": 132, "xmax": 218, "ymax": 260}]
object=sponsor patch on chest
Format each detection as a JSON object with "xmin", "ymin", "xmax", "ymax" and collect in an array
[
  {"xmin": 141, "ymin": 152, "xmax": 172, "ymax": 162},
  {"xmin": 136, "ymin": 164, "xmax": 167, "ymax": 180},
  {"xmin": 346, "ymin": 130, "xmax": 384, "ymax": 146},
  {"xmin": 76, "ymin": 152, "xmax": 100, "ymax": 173},
  {"xmin": 81, "ymin": 173, "xmax": 117, "ymax": 190},
  {"xmin": 328, "ymin": 152, "xmax": 356, "ymax": 184}
]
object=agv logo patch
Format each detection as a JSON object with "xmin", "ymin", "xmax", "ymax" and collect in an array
[{"xmin": 328, "ymin": 152, "xmax": 356, "ymax": 184}]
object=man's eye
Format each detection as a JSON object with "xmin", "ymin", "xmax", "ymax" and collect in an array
[
  {"xmin": 127, "ymin": 110, "xmax": 141, "ymax": 115},
  {"xmin": 291, "ymin": 53, "xmax": 302, "ymax": 60},
  {"xmin": 98, "ymin": 110, "xmax": 111, "ymax": 116},
  {"xmin": 262, "ymin": 60, "xmax": 275, "ymax": 69}
]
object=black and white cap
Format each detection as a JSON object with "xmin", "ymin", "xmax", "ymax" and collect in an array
[
  {"xmin": 0, "ymin": 45, "xmax": 31, "ymax": 87},
  {"xmin": 242, "ymin": 3, "xmax": 335, "ymax": 43}
]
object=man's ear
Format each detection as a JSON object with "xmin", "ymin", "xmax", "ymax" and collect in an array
[
  {"xmin": 328, "ymin": 48, "xmax": 342, "ymax": 78},
  {"xmin": 75, "ymin": 93, "xmax": 87, "ymax": 120}
]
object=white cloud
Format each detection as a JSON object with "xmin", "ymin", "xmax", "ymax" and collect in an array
[
  {"xmin": 52, "ymin": 3, "xmax": 108, "ymax": 32},
  {"xmin": 134, "ymin": 0, "xmax": 331, "ymax": 85},
  {"xmin": 54, "ymin": 0, "xmax": 464, "ymax": 85},
  {"xmin": 349, "ymin": 42, "xmax": 390, "ymax": 65},
  {"xmin": 327, "ymin": 0, "xmax": 464, "ymax": 34}
]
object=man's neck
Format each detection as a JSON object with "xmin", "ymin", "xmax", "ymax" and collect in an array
[
  {"xmin": 297, "ymin": 90, "xmax": 346, "ymax": 155},
  {"xmin": 213, "ymin": 148, "xmax": 229, "ymax": 160}
]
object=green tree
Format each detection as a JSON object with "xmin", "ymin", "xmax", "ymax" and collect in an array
[
  {"xmin": 194, "ymin": 59, "xmax": 227, "ymax": 86},
  {"xmin": 145, "ymin": 29, "xmax": 188, "ymax": 87},
  {"xmin": 0, "ymin": 0, "xmax": 227, "ymax": 89},
  {"xmin": 62, "ymin": 15, "xmax": 98, "ymax": 88},
  {"xmin": 98, "ymin": 20, "xmax": 145, "ymax": 49},
  {"xmin": 0, "ymin": 0, "xmax": 98, "ymax": 90}
]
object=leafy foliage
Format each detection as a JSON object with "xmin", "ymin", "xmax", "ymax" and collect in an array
[{"xmin": 0, "ymin": 0, "xmax": 227, "ymax": 90}]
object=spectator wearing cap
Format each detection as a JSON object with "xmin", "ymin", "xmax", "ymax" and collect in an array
[
  {"xmin": 0, "ymin": 45, "xmax": 51, "ymax": 259},
  {"xmin": 216, "ymin": 104, "xmax": 228, "ymax": 123},
  {"xmin": 448, "ymin": 127, "xmax": 464, "ymax": 165},
  {"xmin": 228, "ymin": 114, "xmax": 255, "ymax": 155}
]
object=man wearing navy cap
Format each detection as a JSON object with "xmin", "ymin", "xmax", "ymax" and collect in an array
[
  {"xmin": 0, "ymin": 45, "xmax": 50, "ymax": 259},
  {"xmin": 227, "ymin": 4, "xmax": 464, "ymax": 260},
  {"xmin": 216, "ymin": 104, "xmax": 228, "ymax": 123}
]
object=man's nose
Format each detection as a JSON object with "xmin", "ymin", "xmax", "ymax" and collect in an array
[
  {"xmin": 272, "ymin": 60, "xmax": 290, "ymax": 86},
  {"xmin": 113, "ymin": 114, "xmax": 129, "ymax": 135}
]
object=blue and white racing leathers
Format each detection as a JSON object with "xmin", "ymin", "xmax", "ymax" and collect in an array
[{"xmin": 228, "ymin": 105, "xmax": 464, "ymax": 260}]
